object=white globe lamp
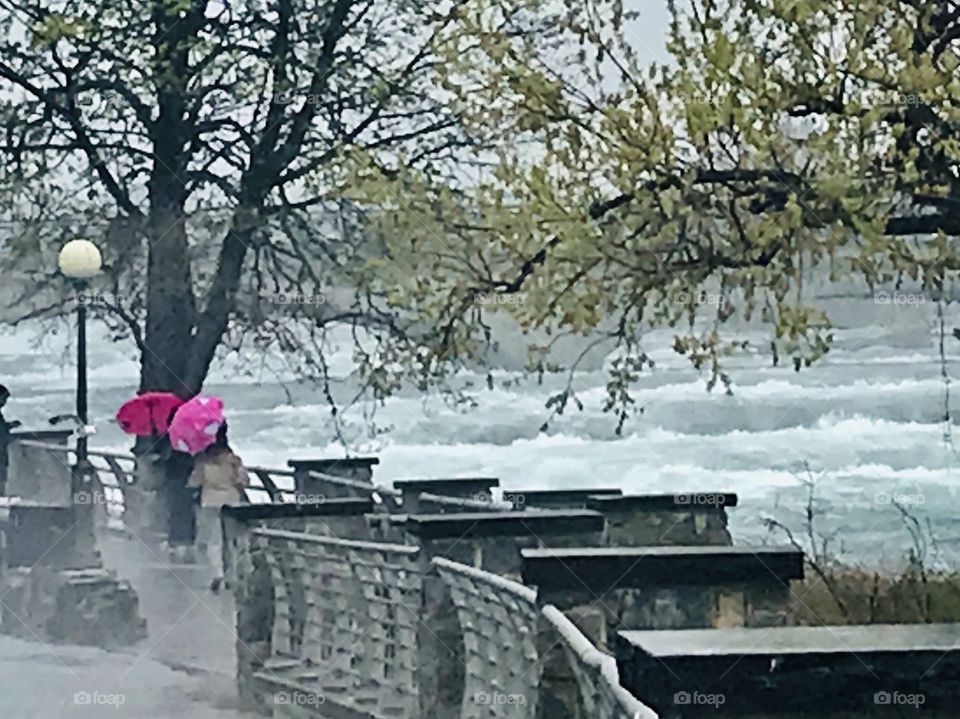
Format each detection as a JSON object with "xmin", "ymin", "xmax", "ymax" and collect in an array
[{"xmin": 58, "ymin": 239, "xmax": 102, "ymax": 280}]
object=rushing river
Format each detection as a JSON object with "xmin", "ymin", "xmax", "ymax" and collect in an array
[{"xmin": 3, "ymin": 295, "xmax": 960, "ymax": 569}]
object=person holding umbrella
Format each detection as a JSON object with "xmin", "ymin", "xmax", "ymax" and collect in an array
[
  {"xmin": 170, "ymin": 395, "xmax": 248, "ymax": 590},
  {"xmin": 115, "ymin": 391, "xmax": 195, "ymax": 556},
  {"xmin": 188, "ymin": 422, "xmax": 248, "ymax": 589}
]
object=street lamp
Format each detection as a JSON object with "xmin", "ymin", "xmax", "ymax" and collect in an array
[{"xmin": 58, "ymin": 239, "xmax": 102, "ymax": 480}]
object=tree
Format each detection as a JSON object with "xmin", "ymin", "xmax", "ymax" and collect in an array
[
  {"xmin": 344, "ymin": 0, "xmax": 960, "ymax": 430},
  {"xmin": 6, "ymin": 0, "xmax": 955, "ymax": 435},
  {"xmin": 0, "ymin": 0, "xmax": 548, "ymax": 399}
]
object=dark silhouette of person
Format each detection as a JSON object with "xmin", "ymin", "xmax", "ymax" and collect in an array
[
  {"xmin": 0, "ymin": 384, "xmax": 22, "ymax": 495},
  {"xmin": 161, "ymin": 405, "xmax": 196, "ymax": 556}
]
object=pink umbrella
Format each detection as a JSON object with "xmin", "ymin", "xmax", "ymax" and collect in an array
[
  {"xmin": 167, "ymin": 394, "xmax": 225, "ymax": 455},
  {"xmin": 116, "ymin": 392, "xmax": 186, "ymax": 436}
]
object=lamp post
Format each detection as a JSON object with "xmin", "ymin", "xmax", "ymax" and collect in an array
[{"xmin": 58, "ymin": 239, "xmax": 102, "ymax": 483}]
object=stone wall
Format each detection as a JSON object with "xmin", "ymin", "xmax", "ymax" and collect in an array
[
  {"xmin": 586, "ymin": 493, "xmax": 736, "ymax": 547},
  {"xmin": 615, "ymin": 624, "xmax": 960, "ymax": 718},
  {"xmin": 0, "ymin": 503, "xmax": 145, "ymax": 648},
  {"xmin": 521, "ymin": 546, "xmax": 804, "ymax": 650},
  {"xmin": 404, "ymin": 510, "xmax": 606, "ymax": 579},
  {"xmin": 5, "ymin": 431, "xmax": 73, "ymax": 504},
  {"xmin": 288, "ymin": 457, "xmax": 380, "ymax": 500}
]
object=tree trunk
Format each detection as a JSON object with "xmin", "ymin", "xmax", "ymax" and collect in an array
[
  {"xmin": 140, "ymin": 0, "xmax": 198, "ymax": 397},
  {"xmin": 141, "ymin": 195, "xmax": 195, "ymax": 396}
]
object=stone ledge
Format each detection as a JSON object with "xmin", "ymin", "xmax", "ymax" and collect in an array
[
  {"xmin": 616, "ymin": 623, "xmax": 960, "ymax": 716},
  {"xmin": 520, "ymin": 545, "xmax": 804, "ymax": 593},
  {"xmin": 586, "ymin": 492, "xmax": 738, "ymax": 512},
  {"xmin": 393, "ymin": 477, "xmax": 499, "ymax": 497},
  {"xmin": 506, "ymin": 488, "xmax": 622, "ymax": 509},
  {"xmin": 287, "ymin": 457, "xmax": 380, "ymax": 471},
  {"xmin": 222, "ymin": 497, "xmax": 374, "ymax": 521},
  {"xmin": 405, "ymin": 509, "xmax": 604, "ymax": 540}
]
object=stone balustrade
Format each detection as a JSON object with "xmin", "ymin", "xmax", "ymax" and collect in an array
[
  {"xmin": 288, "ymin": 457, "xmax": 380, "ymax": 498},
  {"xmin": 221, "ymin": 497, "xmax": 375, "ymax": 590},
  {"xmin": 615, "ymin": 624, "xmax": 960, "ymax": 717},
  {"xmin": 11, "ymin": 440, "xmax": 960, "ymax": 719},
  {"xmin": 393, "ymin": 477, "xmax": 500, "ymax": 513},
  {"xmin": 239, "ymin": 523, "xmax": 659, "ymax": 718},
  {"xmin": 0, "ymin": 499, "xmax": 146, "ymax": 647},
  {"xmin": 521, "ymin": 546, "xmax": 804, "ymax": 647},
  {"xmin": 404, "ymin": 509, "xmax": 606, "ymax": 577},
  {"xmin": 504, "ymin": 487, "xmax": 623, "ymax": 510},
  {"xmin": 5, "ymin": 431, "xmax": 73, "ymax": 503},
  {"xmin": 586, "ymin": 493, "xmax": 737, "ymax": 546}
]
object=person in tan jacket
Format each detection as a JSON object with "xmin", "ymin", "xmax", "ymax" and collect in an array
[{"xmin": 188, "ymin": 422, "xmax": 248, "ymax": 590}]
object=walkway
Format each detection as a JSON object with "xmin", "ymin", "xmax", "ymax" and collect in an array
[
  {"xmin": 1, "ymin": 531, "xmax": 255, "ymax": 719},
  {"xmin": 0, "ymin": 633, "xmax": 248, "ymax": 719}
]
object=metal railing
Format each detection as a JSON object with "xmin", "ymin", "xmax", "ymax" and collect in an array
[
  {"xmin": 12, "ymin": 440, "xmax": 132, "ymax": 521},
  {"xmin": 433, "ymin": 557, "xmax": 542, "ymax": 718},
  {"xmin": 252, "ymin": 527, "xmax": 423, "ymax": 716},
  {"xmin": 237, "ymin": 525, "xmax": 658, "ymax": 718},
  {"xmin": 5, "ymin": 443, "xmax": 400, "ymax": 514},
  {"xmin": 418, "ymin": 491, "xmax": 513, "ymax": 513},
  {"xmin": 541, "ymin": 604, "xmax": 657, "ymax": 719}
]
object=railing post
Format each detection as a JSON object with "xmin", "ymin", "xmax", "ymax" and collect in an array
[
  {"xmin": 415, "ymin": 550, "xmax": 463, "ymax": 719},
  {"xmin": 287, "ymin": 457, "xmax": 379, "ymax": 499},
  {"xmin": 235, "ymin": 530, "xmax": 275, "ymax": 714},
  {"xmin": 5, "ymin": 431, "xmax": 74, "ymax": 503}
]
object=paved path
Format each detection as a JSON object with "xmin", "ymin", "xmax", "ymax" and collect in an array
[
  {"xmin": 98, "ymin": 532, "xmax": 238, "ymax": 673},
  {"xmin": 1, "ymin": 531, "xmax": 255, "ymax": 718},
  {"xmin": 0, "ymin": 634, "xmax": 251, "ymax": 718}
]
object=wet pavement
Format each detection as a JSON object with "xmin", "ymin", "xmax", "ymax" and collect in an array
[{"xmin": 1, "ymin": 531, "xmax": 256, "ymax": 718}]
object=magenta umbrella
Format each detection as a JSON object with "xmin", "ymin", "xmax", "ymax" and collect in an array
[
  {"xmin": 115, "ymin": 392, "xmax": 186, "ymax": 436},
  {"xmin": 167, "ymin": 394, "xmax": 225, "ymax": 455}
]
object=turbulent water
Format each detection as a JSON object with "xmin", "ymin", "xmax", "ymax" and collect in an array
[{"xmin": 3, "ymin": 296, "xmax": 960, "ymax": 568}]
